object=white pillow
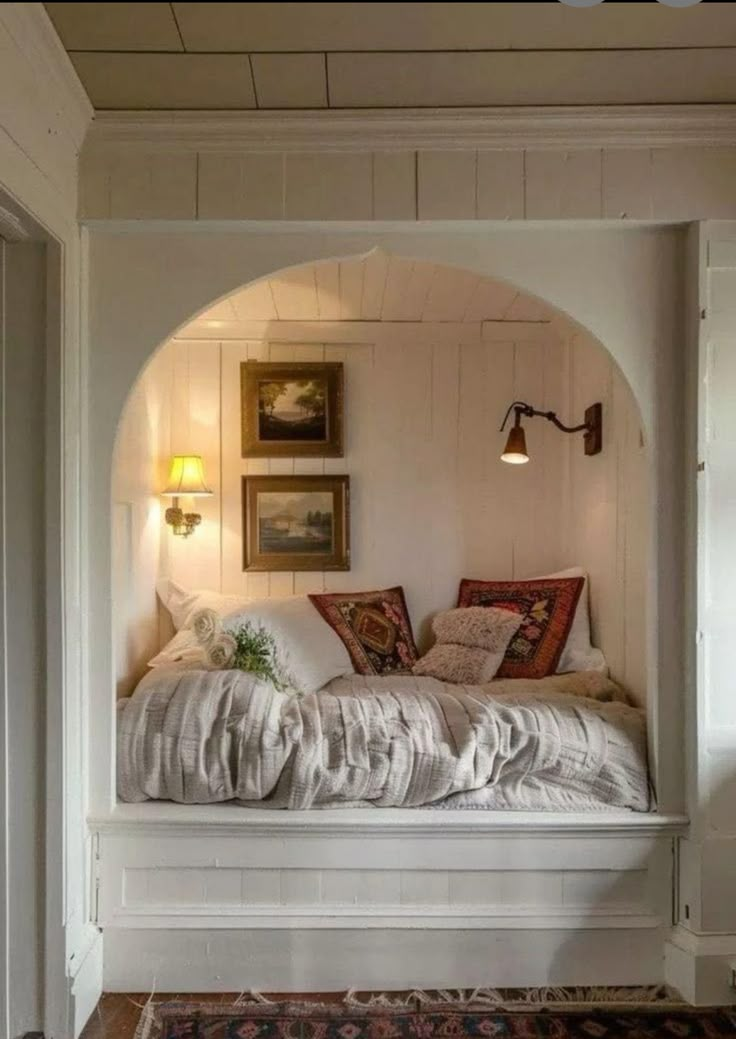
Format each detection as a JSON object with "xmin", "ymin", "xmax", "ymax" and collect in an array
[
  {"xmin": 533, "ymin": 567, "xmax": 607, "ymax": 674},
  {"xmin": 147, "ymin": 628, "xmax": 206, "ymax": 669},
  {"xmin": 221, "ymin": 595, "xmax": 353, "ymax": 696},
  {"xmin": 156, "ymin": 578, "xmax": 252, "ymax": 632}
]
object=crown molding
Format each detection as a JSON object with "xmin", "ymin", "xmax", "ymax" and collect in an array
[
  {"xmin": 84, "ymin": 105, "xmax": 736, "ymax": 154},
  {"xmin": 2, "ymin": 3, "xmax": 93, "ymax": 148}
]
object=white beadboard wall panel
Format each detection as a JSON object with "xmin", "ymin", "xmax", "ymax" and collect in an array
[
  {"xmin": 107, "ymin": 153, "xmax": 198, "ymax": 220},
  {"xmin": 80, "ymin": 142, "xmax": 736, "ymax": 222},
  {"xmin": 284, "ymin": 153, "xmax": 373, "ymax": 220},
  {"xmin": 417, "ymin": 151, "xmax": 477, "ymax": 219},
  {"xmin": 651, "ymin": 149, "xmax": 736, "ymax": 220},
  {"xmin": 563, "ymin": 331, "xmax": 648, "ymax": 703},
  {"xmin": 525, "ymin": 150, "xmax": 603, "ymax": 220},
  {"xmin": 113, "ymin": 266, "xmax": 648, "ymax": 700},
  {"xmin": 197, "ymin": 153, "xmax": 285, "ymax": 220},
  {"xmin": 476, "ymin": 151, "xmax": 525, "ymax": 220},
  {"xmin": 602, "ymin": 149, "xmax": 654, "ymax": 220},
  {"xmin": 372, "ymin": 152, "xmax": 417, "ymax": 220}
]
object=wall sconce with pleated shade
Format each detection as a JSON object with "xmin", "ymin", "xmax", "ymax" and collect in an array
[
  {"xmin": 500, "ymin": 400, "xmax": 602, "ymax": 464},
  {"xmin": 162, "ymin": 455, "xmax": 213, "ymax": 537}
]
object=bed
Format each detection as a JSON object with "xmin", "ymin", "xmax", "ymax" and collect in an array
[
  {"xmin": 107, "ymin": 584, "xmax": 664, "ymax": 992},
  {"xmin": 116, "ymin": 667, "xmax": 650, "ymax": 812}
]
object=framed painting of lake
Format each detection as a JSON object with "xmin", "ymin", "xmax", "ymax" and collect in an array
[
  {"xmin": 241, "ymin": 361, "xmax": 344, "ymax": 458},
  {"xmin": 242, "ymin": 474, "xmax": 350, "ymax": 571}
]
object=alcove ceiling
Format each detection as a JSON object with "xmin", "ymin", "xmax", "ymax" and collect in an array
[
  {"xmin": 45, "ymin": 2, "xmax": 736, "ymax": 111},
  {"xmin": 183, "ymin": 253, "xmax": 567, "ymax": 336}
]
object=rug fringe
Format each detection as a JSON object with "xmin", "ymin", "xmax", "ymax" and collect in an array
[
  {"xmin": 344, "ymin": 985, "xmax": 679, "ymax": 1010},
  {"xmin": 138, "ymin": 983, "xmax": 683, "ymax": 1037}
]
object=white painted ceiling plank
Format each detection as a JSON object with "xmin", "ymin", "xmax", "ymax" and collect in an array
[
  {"xmin": 250, "ymin": 53, "xmax": 327, "ymax": 109},
  {"xmin": 422, "ymin": 267, "xmax": 480, "ymax": 323},
  {"xmin": 360, "ymin": 251, "xmax": 390, "ymax": 320},
  {"xmin": 168, "ymin": 3, "xmax": 736, "ymax": 53},
  {"xmin": 70, "ymin": 52, "xmax": 256, "ymax": 109},
  {"xmin": 315, "ymin": 261, "xmax": 341, "ymax": 321},
  {"xmin": 329, "ymin": 50, "xmax": 736, "ymax": 109},
  {"xmin": 229, "ymin": 279, "xmax": 279, "ymax": 322},
  {"xmin": 463, "ymin": 280, "xmax": 519, "ymax": 323},
  {"xmin": 338, "ymin": 259, "xmax": 365, "ymax": 321},
  {"xmin": 267, "ymin": 268, "xmax": 320, "ymax": 321},
  {"xmin": 380, "ymin": 258, "xmax": 421, "ymax": 322},
  {"xmin": 46, "ymin": 2, "xmax": 183, "ymax": 51}
]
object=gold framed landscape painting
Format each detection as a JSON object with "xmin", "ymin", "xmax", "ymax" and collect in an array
[
  {"xmin": 241, "ymin": 361, "xmax": 344, "ymax": 458},
  {"xmin": 242, "ymin": 474, "xmax": 350, "ymax": 572}
]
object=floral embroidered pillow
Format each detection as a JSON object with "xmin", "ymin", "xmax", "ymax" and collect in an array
[
  {"xmin": 457, "ymin": 576, "xmax": 584, "ymax": 679},
  {"xmin": 309, "ymin": 587, "xmax": 418, "ymax": 676}
]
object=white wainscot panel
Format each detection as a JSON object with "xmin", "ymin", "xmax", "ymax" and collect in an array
[{"xmin": 95, "ymin": 812, "xmax": 679, "ymax": 992}]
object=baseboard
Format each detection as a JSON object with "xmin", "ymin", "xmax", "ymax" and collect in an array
[
  {"xmin": 103, "ymin": 926, "xmax": 667, "ymax": 992},
  {"xmin": 70, "ymin": 927, "xmax": 104, "ymax": 1038},
  {"xmin": 665, "ymin": 926, "xmax": 736, "ymax": 1005}
]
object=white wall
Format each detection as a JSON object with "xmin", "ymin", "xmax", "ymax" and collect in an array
[
  {"xmin": 2, "ymin": 241, "xmax": 46, "ymax": 1036},
  {"xmin": 563, "ymin": 329, "xmax": 649, "ymax": 703},
  {"xmin": 0, "ymin": 6, "xmax": 93, "ymax": 1037},
  {"xmin": 112, "ymin": 345, "xmax": 174, "ymax": 697},
  {"xmin": 113, "ymin": 263, "xmax": 648, "ymax": 704}
]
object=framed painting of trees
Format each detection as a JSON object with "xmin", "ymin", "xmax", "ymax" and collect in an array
[{"xmin": 240, "ymin": 361, "xmax": 344, "ymax": 458}]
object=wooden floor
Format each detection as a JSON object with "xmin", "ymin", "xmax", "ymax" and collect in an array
[{"xmin": 80, "ymin": 992, "xmax": 399, "ymax": 1039}]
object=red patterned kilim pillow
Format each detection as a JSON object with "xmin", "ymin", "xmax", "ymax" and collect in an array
[
  {"xmin": 457, "ymin": 576, "xmax": 584, "ymax": 679},
  {"xmin": 309, "ymin": 587, "xmax": 418, "ymax": 676}
]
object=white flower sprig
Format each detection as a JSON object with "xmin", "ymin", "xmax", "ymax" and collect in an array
[{"xmin": 191, "ymin": 607, "xmax": 291, "ymax": 690}]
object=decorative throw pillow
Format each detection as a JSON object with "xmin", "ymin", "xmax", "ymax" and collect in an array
[
  {"xmin": 533, "ymin": 567, "xmax": 607, "ymax": 674},
  {"xmin": 220, "ymin": 596, "xmax": 353, "ymax": 695},
  {"xmin": 147, "ymin": 629, "xmax": 206, "ymax": 669},
  {"xmin": 156, "ymin": 578, "xmax": 253, "ymax": 632},
  {"xmin": 413, "ymin": 606, "xmax": 523, "ymax": 684},
  {"xmin": 457, "ymin": 576, "xmax": 584, "ymax": 679},
  {"xmin": 308, "ymin": 587, "xmax": 418, "ymax": 676}
]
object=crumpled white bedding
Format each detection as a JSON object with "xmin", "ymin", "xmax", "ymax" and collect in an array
[
  {"xmin": 116, "ymin": 668, "xmax": 650, "ymax": 811},
  {"xmin": 116, "ymin": 664, "xmax": 648, "ymax": 810}
]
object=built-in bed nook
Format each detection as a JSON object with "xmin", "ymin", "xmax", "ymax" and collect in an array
[{"xmin": 89, "ymin": 227, "xmax": 687, "ymax": 993}]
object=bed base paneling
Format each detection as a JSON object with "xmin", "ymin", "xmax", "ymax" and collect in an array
[
  {"xmin": 103, "ymin": 926, "xmax": 668, "ymax": 993},
  {"xmin": 93, "ymin": 808, "xmax": 684, "ymax": 992}
]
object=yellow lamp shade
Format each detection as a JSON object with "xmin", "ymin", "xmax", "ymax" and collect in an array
[
  {"xmin": 162, "ymin": 455, "xmax": 213, "ymax": 497},
  {"xmin": 500, "ymin": 424, "xmax": 530, "ymax": 465}
]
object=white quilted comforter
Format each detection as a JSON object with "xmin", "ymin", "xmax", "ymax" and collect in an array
[{"xmin": 116, "ymin": 669, "xmax": 650, "ymax": 811}]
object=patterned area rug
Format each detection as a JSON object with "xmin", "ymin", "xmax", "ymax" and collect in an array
[{"xmin": 152, "ymin": 998, "xmax": 736, "ymax": 1039}]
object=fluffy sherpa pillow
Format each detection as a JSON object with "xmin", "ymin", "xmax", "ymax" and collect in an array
[{"xmin": 412, "ymin": 606, "xmax": 523, "ymax": 685}]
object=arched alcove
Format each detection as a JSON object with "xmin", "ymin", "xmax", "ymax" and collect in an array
[
  {"xmin": 86, "ymin": 224, "xmax": 685, "ymax": 822},
  {"xmin": 112, "ymin": 252, "xmax": 649, "ymax": 722}
]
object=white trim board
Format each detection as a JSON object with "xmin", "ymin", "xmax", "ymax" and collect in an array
[
  {"xmin": 86, "ymin": 105, "xmax": 736, "ymax": 152},
  {"xmin": 170, "ymin": 319, "xmax": 559, "ymax": 344},
  {"xmin": 102, "ymin": 925, "xmax": 670, "ymax": 992},
  {"xmin": 91, "ymin": 805, "xmax": 688, "ymax": 839}
]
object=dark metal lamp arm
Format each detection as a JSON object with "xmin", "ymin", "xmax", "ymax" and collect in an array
[{"xmin": 499, "ymin": 399, "xmax": 591, "ymax": 435}]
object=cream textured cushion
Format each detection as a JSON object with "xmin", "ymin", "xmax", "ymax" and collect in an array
[{"xmin": 413, "ymin": 606, "xmax": 523, "ymax": 685}]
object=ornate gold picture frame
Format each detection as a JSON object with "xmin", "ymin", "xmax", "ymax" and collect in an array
[
  {"xmin": 242, "ymin": 474, "xmax": 350, "ymax": 572},
  {"xmin": 241, "ymin": 361, "xmax": 344, "ymax": 458}
]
